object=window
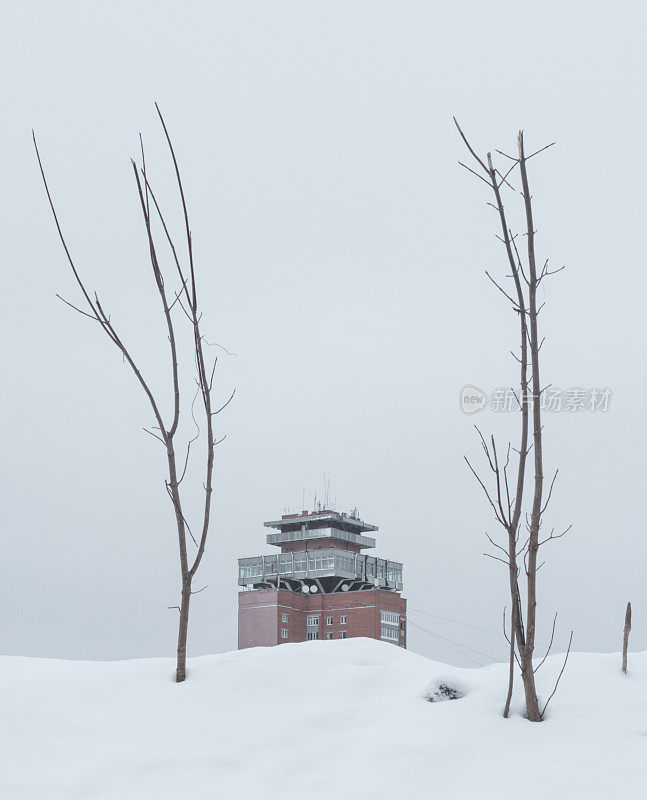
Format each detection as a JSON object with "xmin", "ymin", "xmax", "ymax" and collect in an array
[
  {"xmin": 326, "ymin": 616, "xmax": 333, "ymax": 626},
  {"xmin": 278, "ymin": 555, "xmax": 293, "ymax": 574},
  {"xmin": 335, "ymin": 553, "xmax": 356, "ymax": 573},
  {"xmin": 339, "ymin": 615, "xmax": 347, "ymax": 625},
  {"xmin": 307, "ymin": 631, "xmax": 319, "ymax": 641},
  {"xmin": 387, "ymin": 565, "xmax": 402, "ymax": 583},
  {"xmin": 281, "ymin": 613, "xmax": 288, "ymax": 623},
  {"xmin": 308, "ymin": 554, "xmax": 335, "ymax": 571},
  {"xmin": 281, "ymin": 629, "xmax": 288, "ymax": 639},
  {"xmin": 381, "ymin": 626, "xmax": 399, "ymax": 641},
  {"xmin": 340, "ymin": 632, "xmax": 347, "ymax": 639},
  {"xmin": 380, "ymin": 611, "xmax": 400, "ymax": 642},
  {"xmin": 306, "ymin": 615, "xmax": 320, "ymax": 627},
  {"xmin": 239, "ymin": 561, "xmax": 266, "ymax": 579},
  {"xmin": 326, "ymin": 632, "xmax": 333, "ymax": 640}
]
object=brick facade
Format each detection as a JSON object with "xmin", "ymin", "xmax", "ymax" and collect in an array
[{"xmin": 238, "ymin": 587, "xmax": 406, "ymax": 649}]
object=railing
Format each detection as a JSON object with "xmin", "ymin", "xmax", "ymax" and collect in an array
[
  {"xmin": 238, "ymin": 549, "xmax": 403, "ymax": 589},
  {"xmin": 266, "ymin": 527, "xmax": 376, "ymax": 549}
]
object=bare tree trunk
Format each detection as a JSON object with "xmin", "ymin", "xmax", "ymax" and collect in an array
[
  {"xmin": 456, "ymin": 121, "xmax": 570, "ymax": 721},
  {"xmin": 34, "ymin": 106, "xmax": 231, "ymax": 684},
  {"xmin": 517, "ymin": 131, "xmax": 542, "ymax": 722},
  {"xmin": 176, "ymin": 578, "xmax": 192, "ymax": 683},
  {"xmin": 622, "ymin": 601, "xmax": 632, "ymax": 674},
  {"xmin": 484, "ymin": 152, "xmax": 529, "ymax": 720},
  {"xmin": 503, "ymin": 599, "xmax": 516, "ymax": 718}
]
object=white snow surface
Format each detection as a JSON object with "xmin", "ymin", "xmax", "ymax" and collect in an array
[{"xmin": 3, "ymin": 638, "xmax": 646, "ymax": 799}]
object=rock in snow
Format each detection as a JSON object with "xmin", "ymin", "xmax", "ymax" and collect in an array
[{"xmin": 2, "ymin": 638, "xmax": 645, "ymax": 799}]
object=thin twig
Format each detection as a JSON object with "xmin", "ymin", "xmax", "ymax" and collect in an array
[
  {"xmin": 540, "ymin": 631, "xmax": 573, "ymax": 717},
  {"xmin": 533, "ymin": 612, "xmax": 558, "ymax": 673}
]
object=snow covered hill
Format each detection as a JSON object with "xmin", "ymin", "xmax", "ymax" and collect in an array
[{"xmin": 2, "ymin": 639, "xmax": 645, "ymax": 799}]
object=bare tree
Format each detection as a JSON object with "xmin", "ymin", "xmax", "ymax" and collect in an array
[
  {"xmin": 33, "ymin": 106, "xmax": 232, "ymax": 682},
  {"xmin": 622, "ymin": 602, "xmax": 632, "ymax": 674},
  {"xmin": 456, "ymin": 121, "xmax": 572, "ymax": 721}
]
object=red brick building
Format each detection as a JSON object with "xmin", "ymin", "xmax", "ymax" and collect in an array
[{"xmin": 238, "ymin": 509, "xmax": 406, "ymax": 648}]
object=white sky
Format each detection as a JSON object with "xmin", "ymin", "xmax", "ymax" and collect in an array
[{"xmin": 2, "ymin": 0, "xmax": 646, "ymax": 666}]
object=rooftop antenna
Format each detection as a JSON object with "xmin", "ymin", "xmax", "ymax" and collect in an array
[
  {"xmin": 323, "ymin": 468, "xmax": 333, "ymax": 510},
  {"xmin": 302, "ymin": 488, "xmax": 306, "ymax": 511}
]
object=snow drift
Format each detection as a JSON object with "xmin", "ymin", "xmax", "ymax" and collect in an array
[{"xmin": 2, "ymin": 638, "xmax": 645, "ymax": 799}]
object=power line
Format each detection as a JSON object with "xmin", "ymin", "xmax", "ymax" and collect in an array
[
  {"xmin": 410, "ymin": 607, "xmax": 509, "ymax": 639},
  {"xmin": 409, "ymin": 611, "xmax": 508, "ymax": 649},
  {"xmin": 407, "ymin": 619, "xmax": 500, "ymax": 667},
  {"xmin": 409, "ymin": 607, "xmax": 552, "ymax": 651},
  {"xmin": 407, "ymin": 620, "xmax": 487, "ymax": 666}
]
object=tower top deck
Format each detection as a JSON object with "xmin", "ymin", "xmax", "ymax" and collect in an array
[{"xmin": 263, "ymin": 509, "xmax": 377, "ymax": 549}]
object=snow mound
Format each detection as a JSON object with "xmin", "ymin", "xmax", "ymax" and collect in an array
[{"xmin": 2, "ymin": 638, "xmax": 646, "ymax": 799}]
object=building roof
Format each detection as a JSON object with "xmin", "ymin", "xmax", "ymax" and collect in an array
[{"xmin": 263, "ymin": 509, "xmax": 378, "ymax": 534}]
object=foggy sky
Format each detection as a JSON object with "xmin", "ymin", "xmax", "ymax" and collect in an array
[{"xmin": 2, "ymin": 0, "xmax": 646, "ymax": 668}]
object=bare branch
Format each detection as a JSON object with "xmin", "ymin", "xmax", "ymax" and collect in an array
[
  {"xmin": 453, "ymin": 117, "xmax": 491, "ymax": 175},
  {"xmin": 156, "ymin": 103, "xmax": 197, "ymax": 310},
  {"xmin": 540, "ymin": 469, "xmax": 559, "ymax": 514},
  {"xmin": 495, "ymin": 167, "xmax": 517, "ymax": 192},
  {"xmin": 137, "ymin": 166, "xmax": 191, "ymax": 312},
  {"xmin": 201, "ymin": 338, "xmax": 238, "ymax": 357},
  {"xmin": 494, "ymin": 148, "xmax": 517, "ymax": 162},
  {"xmin": 465, "ymin": 456, "xmax": 505, "ymax": 526},
  {"xmin": 484, "ymin": 270, "xmax": 521, "ymax": 310},
  {"xmin": 474, "ymin": 427, "xmax": 497, "ymax": 474},
  {"xmin": 534, "ymin": 612, "xmax": 558, "ymax": 673},
  {"xmin": 165, "ymin": 482, "xmax": 199, "ymax": 548},
  {"xmin": 538, "ymin": 524, "xmax": 572, "ymax": 548},
  {"xmin": 502, "ymin": 607, "xmax": 521, "ymax": 668},
  {"xmin": 484, "ymin": 530, "xmax": 510, "ymax": 559},
  {"xmin": 526, "ymin": 141, "xmax": 556, "ymax": 160},
  {"xmin": 484, "ymin": 552, "xmax": 509, "ymax": 567},
  {"xmin": 177, "ymin": 429, "xmax": 200, "ymax": 486},
  {"xmin": 540, "ymin": 631, "xmax": 573, "ymax": 717},
  {"xmin": 496, "ymin": 160, "xmax": 519, "ymax": 189},
  {"xmin": 33, "ymin": 134, "xmax": 105, "ymax": 327},
  {"xmin": 143, "ymin": 427, "xmax": 167, "ymax": 446},
  {"xmin": 459, "ymin": 160, "xmax": 494, "ymax": 188}
]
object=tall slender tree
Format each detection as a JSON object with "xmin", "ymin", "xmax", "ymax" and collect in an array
[
  {"xmin": 456, "ymin": 121, "xmax": 572, "ymax": 720},
  {"xmin": 34, "ymin": 106, "xmax": 232, "ymax": 682}
]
